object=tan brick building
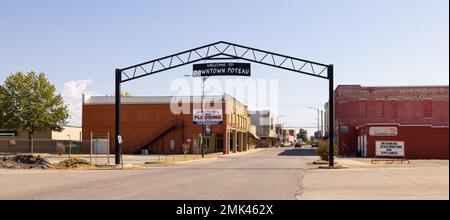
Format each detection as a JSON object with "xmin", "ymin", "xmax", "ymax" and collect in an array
[{"xmin": 0, "ymin": 126, "xmax": 82, "ymax": 153}]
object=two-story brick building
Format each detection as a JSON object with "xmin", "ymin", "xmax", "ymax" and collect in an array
[
  {"xmin": 82, "ymin": 94, "xmax": 259, "ymax": 155},
  {"xmin": 325, "ymin": 85, "xmax": 448, "ymax": 159}
]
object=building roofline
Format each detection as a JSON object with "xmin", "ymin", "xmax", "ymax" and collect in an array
[
  {"xmin": 336, "ymin": 84, "xmax": 449, "ymax": 89},
  {"xmin": 355, "ymin": 123, "xmax": 449, "ymax": 129},
  {"xmin": 62, "ymin": 125, "xmax": 82, "ymax": 128},
  {"xmin": 84, "ymin": 95, "xmax": 226, "ymax": 105}
]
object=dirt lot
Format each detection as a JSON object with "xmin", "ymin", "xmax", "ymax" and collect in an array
[
  {"xmin": 0, "ymin": 155, "xmax": 52, "ymax": 169},
  {"xmin": 1, "ymin": 155, "xmax": 96, "ymax": 169}
]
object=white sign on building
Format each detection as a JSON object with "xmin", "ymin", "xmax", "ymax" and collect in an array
[
  {"xmin": 369, "ymin": 127, "xmax": 398, "ymax": 136},
  {"xmin": 375, "ymin": 141, "xmax": 405, "ymax": 157},
  {"xmin": 193, "ymin": 109, "xmax": 223, "ymax": 124}
]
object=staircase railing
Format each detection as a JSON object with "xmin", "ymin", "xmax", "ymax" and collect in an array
[{"xmin": 138, "ymin": 119, "xmax": 184, "ymax": 153}]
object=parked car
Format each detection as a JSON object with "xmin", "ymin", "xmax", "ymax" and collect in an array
[
  {"xmin": 281, "ymin": 140, "xmax": 293, "ymax": 147},
  {"xmin": 294, "ymin": 142, "xmax": 302, "ymax": 148},
  {"xmin": 311, "ymin": 141, "xmax": 319, "ymax": 148}
]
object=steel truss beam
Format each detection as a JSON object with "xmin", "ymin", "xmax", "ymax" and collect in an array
[
  {"xmin": 115, "ymin": 41, "xmax": 335, "ymax": 167},
  {"xmin": 119, "ymin": 41, "xmax": 330, "ymax": 82}
]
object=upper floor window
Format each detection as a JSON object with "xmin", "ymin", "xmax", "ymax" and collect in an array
[{"xmin": 339, "ymin": 125, "xmax": 349, "ymax": 134}]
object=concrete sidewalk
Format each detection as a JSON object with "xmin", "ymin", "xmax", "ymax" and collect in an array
[
  {"xmin": 299, "ymin": 159, "xmax": 449, "ymax": 200},
  {"xmin": 43, "ymin": 148, "xmax": 268, "ymax": 166}
]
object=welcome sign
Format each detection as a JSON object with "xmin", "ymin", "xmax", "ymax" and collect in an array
[{"xmin": 193, "ymin": 63, "xmax": 251, "ymax": 77}]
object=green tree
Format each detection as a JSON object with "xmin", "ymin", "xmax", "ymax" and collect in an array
[
  {"xmin": 0, "ymin": 86, "xmax": 8, "ymax": 128},
  {"xmin": 121, "ymin": 91, "xmax": 132, "ymax": 97},
  {"xmin": 297, "ymin": 128, "xmax": 308, "ymax": 143},
  {"xmin": 113, "ymin": 91, "xmax": 132, "ymax": 97},
  {"xmin": 0, "ymin": 71, "xmax": 69, "ymax": 153}
]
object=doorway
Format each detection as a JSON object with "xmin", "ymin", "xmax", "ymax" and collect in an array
[{"xmin": 216, "ymin": 133, "xmax": 223, "ymax": 152}]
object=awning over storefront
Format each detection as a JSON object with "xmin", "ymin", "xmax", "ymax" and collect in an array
[
  {"xmin": 248, "ymin": 132, "xmax": 261, "ymax": 140},
  {"xmin": 259, "ymin": 136, "xmax": 279, "ymax": 140}
]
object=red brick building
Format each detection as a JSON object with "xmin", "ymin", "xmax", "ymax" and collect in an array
[
  {"xmin": 326, "ymin": 85, "xmax": 448, "ymax": 159},
  {"xmin": 82, "ymin": 94, "xmax": 259, "ymax": 155}
]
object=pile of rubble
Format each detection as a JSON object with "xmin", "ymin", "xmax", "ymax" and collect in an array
[
  {"xmin": 54, "ymin": 157, "xmax": 91, "ymax": 169},
  {"xmin": 0, "ymin": 155, "xmax": 53, "ymax": 169}
]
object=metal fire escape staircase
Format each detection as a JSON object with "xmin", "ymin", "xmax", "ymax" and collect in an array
[{"xmin": 138, "ymin": 119, "xmax": 184, "ymax": 153}]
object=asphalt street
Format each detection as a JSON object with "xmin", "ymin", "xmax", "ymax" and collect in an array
[
  {"xmin": 1, "ymin": 147, "xmax": 448, "ymax": 200},
  {"xmin": 0, "ymin": 148, "xmax": 316, "ymax": 200}
]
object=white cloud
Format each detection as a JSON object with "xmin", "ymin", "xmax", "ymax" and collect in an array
[{"xmin": 62, "ymin": 79, "xmax": 99, "ymax": 126}]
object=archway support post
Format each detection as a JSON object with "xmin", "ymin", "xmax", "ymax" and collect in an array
[
  {"xmin": 115, "ymin": 68, "xmax": 122, "ymax": 165},
  {"xmin": 328, "ymin": 64, "xmax": 334, "ymax": 167}
]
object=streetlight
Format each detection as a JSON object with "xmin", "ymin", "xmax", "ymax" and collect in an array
[
  {"xmin": 276, "ymin": 115, "xmax": 286, "ymax": 123},
  {"xmin": 276, "ymin": 115, "xmax": 286, "ymax": 139},
  {"xmin": 67, "ymin": 134, "xmax": 72, "ymax": 158},
  {"xmin": 200, "ymin": 75, "xmax": 209, "ymax": 158},
  {"xmin": 308, "ymin": 107, "xmax": 321, "ymax": 138}
]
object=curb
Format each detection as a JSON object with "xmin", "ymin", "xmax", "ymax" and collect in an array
[
  {"xmin": 145, "ymin": 156, "xmax": 220, "ymax": 165},
  {"xmin": 220, "ymin": 148, "xmax": 267, "ymax": 157}
]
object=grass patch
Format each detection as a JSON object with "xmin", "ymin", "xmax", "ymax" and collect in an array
[
  {"xmin": 317, "ymin": 164, "xmax": 347, "ymax": 169},
  {"xmin": 312, "ymin": 160, "xmax": 339, "ymax": 165},
  {"xmin": 52, "ymin": 164, "xmax": 97, "ymax": 169}
]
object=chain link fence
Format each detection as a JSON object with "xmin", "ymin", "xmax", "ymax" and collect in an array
[
  {"xmin": 0, "ymin": 131, "xmax": 113, "ymax": 166},
  {"xmin": 85, "ymin": 131, "xmax": 112, "ymax": 165},
  {"xmin": 0, "ymin": 138, "xmax": 81, "ymax": 154}
]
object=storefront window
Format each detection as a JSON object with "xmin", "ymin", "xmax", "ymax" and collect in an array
[{"xmin": 339, "ymin": 125, "xmax": 349, "ymax": 134}]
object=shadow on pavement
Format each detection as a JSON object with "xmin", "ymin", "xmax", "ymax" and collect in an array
[{"xmin": 277, "ymin": 148, "xmax": 317, "ymax": 156}]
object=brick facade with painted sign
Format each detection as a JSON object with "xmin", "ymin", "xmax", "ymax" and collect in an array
[
  {"xmin": 82, "ymin": 94, "xmax": 258, "ymax": 155},
  {"xmin": 326, "ymin": 85, "xmax": 448, "ymax": 159}
]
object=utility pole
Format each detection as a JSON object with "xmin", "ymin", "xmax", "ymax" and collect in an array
[
  {"xmin": 308, "ymin": 107, "xmax": 321, "ymax": 138},
  {"xmin": 186, "ymin": 74, "xmax": 208, "ymax": 158},
  {"xmin": 67, "ymin": 134, "xmax": 71, "ymax": 158},
  {"xmin": 317, "ymin": 110, "xmax": 320, "ymax": 137},
  {"xmin": 320, "ymin": 110, "xmax": 324, "ymax": 137},
  {"xmin": 200, "ymin": 76, "xmax": 208, "ymax": 158},
  {"xmin": 276, "ymin": 115, "xmax": 286, "ymax": 140}
]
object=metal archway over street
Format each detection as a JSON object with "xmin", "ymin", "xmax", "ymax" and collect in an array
[{"xmin": 114, "ymin": 41, "xmax": 335, "ymax": 166}]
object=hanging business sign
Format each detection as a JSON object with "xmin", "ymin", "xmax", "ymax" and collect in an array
[
  {"xmin": 193, "ymin": 62, "xmax": 251, "ymax": 77},
  {"xmin": 375, "ymin": 141, "xmax": 405, "ymax": 157},
  {"xmin": 369, "ymin": 127, "xmax": 398, "ymax": 136},
  {"xmin": 193, "ymin": 109, "xmax": 223, "ymax": 124},
  {"xmin": 204, "ymin": 125, "xmax": 212, "ymax": 136}
]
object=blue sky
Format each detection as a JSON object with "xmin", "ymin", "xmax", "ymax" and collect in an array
[{"xmin": 1, "ymin": 0, "xmax": 448, "ymax": 134}]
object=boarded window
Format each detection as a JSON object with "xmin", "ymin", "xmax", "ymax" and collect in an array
[
  {"xmin": 340, "ymin": 102, "xmax": 359, "ymax": 119},
  {"xmin": 423, "ymin": 100, "xmax": 432, "ymax": 117},
  {"xmin": 359, "ymin": 101, "xmax": 367, "ymax": 118},
  {"xmin": 367, "ymin": 101, "xmax": 384, "ymax": 118},
  {"xmin": 384, "ymin": 101, "xmax": 397, "ymax": 118}
]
